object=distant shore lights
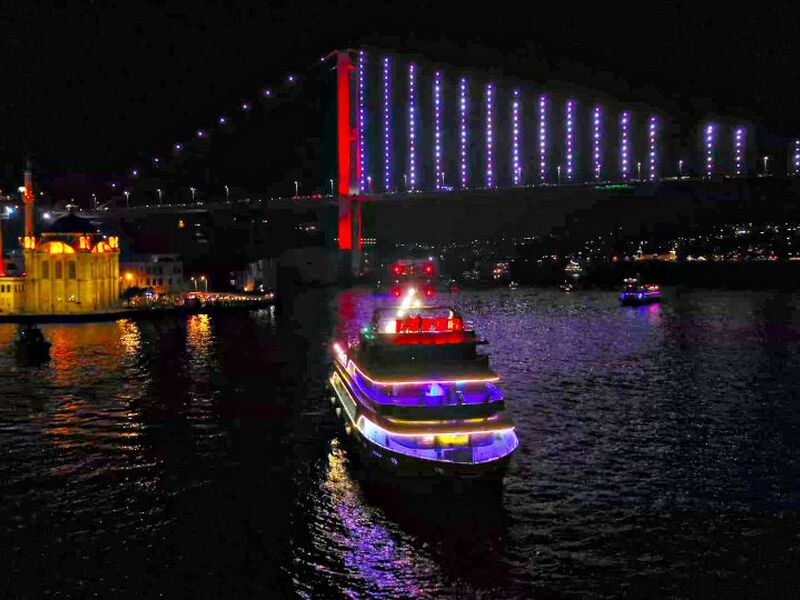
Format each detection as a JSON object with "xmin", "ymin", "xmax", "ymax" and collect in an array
[
  {"xmin": 648, "ymin": 116, "xmax": 658, "ymax": 181},
  {"xmin": 459, "ymin": 78, "xmax": 468, "ymax": 188},
  {"xmin": 705, "ymin": 124, "xmax": 716, "ymax": 178},
  {"xmin": 408, "ymin": 64, "xmax": 417, "ymax": 190},
  {"xmin": 358, "ymin": 50, "xmax": 367, "ymax": 194},
  {"xmin": 620, "ymin": 111, "xmax": 630, "ymax": 180},
  {"xmin": 434, "ymin": 71, "xmax": 444, "ymax": 190},
  {"xmin": 734, "ymin": 128, "xmax": 745, "ymax": 176},
  {"xmin": 592, "ymin": 106, "xmax": 602, "ymax": 180},
  {"xmin": 485, "ymin": 83, "xmax": 495, "ymax": 188},
  {"xmin": 538, "ymin": 95, "xmax": 548, "ymax": 183},
  {"xmin": 565, "ymin": 100, "xmax": 575, "ymax": 182},
  {"xmin": 512, "ymin": 90, "xmax": 521, "ymax": 185},
  {"xmin": 383, "ymin": 57, "xmax": 392, "ymax": 191}
]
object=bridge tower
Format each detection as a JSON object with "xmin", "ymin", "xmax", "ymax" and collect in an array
[{"xmin": 335, "ymin": 49, "xmax": 363, "ymax": 278}]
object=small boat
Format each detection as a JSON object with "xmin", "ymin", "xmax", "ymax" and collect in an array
[
  {"xmin": 448, "ymin": 279, "xmax": 459, "ymax": 293},
  {"xmin": 329, "ymin": 306, "xmax": 518, "ymax": 479},
  {"xmin": 560, "ymin": 280, "xmax": 574, "ymax": 292},
  {"xmin": 620, "ymin": 278, "xmax": 662, "ymax": 305},
  {"xmin": 14, "ymin": 325, "xmax": 51, "ymax": 363},
  {"xmin": 508, "ymin": 281, "xmax": 519, "ymax": 289}
]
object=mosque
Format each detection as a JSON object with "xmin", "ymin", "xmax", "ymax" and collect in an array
[{"xmin": 0, "ymin": 165, "xmax": 120, "ymax": 315}]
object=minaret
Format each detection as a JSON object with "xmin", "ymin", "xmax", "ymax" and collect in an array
[{"xmin": 23, "ymin": 158, "xmax": 35, "ymax": 238}]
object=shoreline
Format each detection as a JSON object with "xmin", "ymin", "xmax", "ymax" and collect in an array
[{"xmin": 0, "ymin": 301, "xmax": 274, "ymax": 324}]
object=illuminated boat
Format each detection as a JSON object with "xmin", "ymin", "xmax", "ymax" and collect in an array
[
  {"xmin": 386, "ymin": 258, "xmax": 437, "ymax": 299},
  {"xmin": 329, "ymin": 306, "xmax": 518, "ymax": 479},
  {"xmin": 619, "ymin": 277, "xmax": 662, "ymax": 305}
]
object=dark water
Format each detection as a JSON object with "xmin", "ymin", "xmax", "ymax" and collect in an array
[{"xmin": 2, "ymin": 288, "xmax": 800, "ymax": 598}]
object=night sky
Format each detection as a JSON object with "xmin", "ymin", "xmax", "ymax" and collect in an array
[{"xmin": 2, "ymin": 1, "xmax": 799, "ymax": 200}]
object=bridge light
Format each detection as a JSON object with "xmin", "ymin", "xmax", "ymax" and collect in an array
[
  {"xmin": 174, "ymin": 143, "xmax": 183, "ymax": 151},
  {"xmin": 408, "ymin": 63, "xmax": 417, "ymax": 190},
  {"xmin": 433, "ymin": 71, "xmax": 444, "ymax": 190},
  {"xmin": 383, "ymin": 56, "xmax": 392, "ymax": 192},
  {"xmin": 218, "ymin": 116, "xmax": 227, "ymax": 125},
  {"xmin": 538, "ymin": 95, "xmax": 548, "ymax": 183},
  {"xmin": 197, "ymin": 129, "xmax": 206, "ymax": 138},
  {"xmin": 512, "ymin": 90, "xmax": 521, "ymax": 186},
  {"xmin": 705, "ymin": 123, "xmax": 716, "ymax": 178},
  {"xmin": 485, "ymin": 83, "xmax": 494, "ymax": 188},
  {"xmin": 620, "ymin": 111, "xmax": 630, "ymax": 181},
  {"xmin": 565, "ymin": 100, "xmax": 575, "ymax": 182},
  {"xmin": 593, "ymin": 106, "xmax": 602, "ymax": 180},
  {"xmin": 792, "ymin": 139, "xmax": 799, "ymax": 176},
  {"xmin": 287, "ymin": 74, "xmax": 296, "ymax": 84},
  {"xmin": 459, "ymin": 77, "xmax": 468, "ymax": 189},
  {"xmin": 648, "ymin": 116, "xmax": 658, "ymax": 181},
  {"xmin": 131, "ymin": 169, "xmax": 139, "ymax": 177},
  {"xmin": 734, "ymin": 127, "xmax": 745, "ymax": 176},
  {"xmin": 358, "ymin": 50, "xmax": 368, "ymax": 194},
  {"xmin": 262, "ymin": 88, "xmax": 273, "ymax": 98},
  {"xmin": 241, "ymin": 102, "xmax": 250, "ymax": 111}
]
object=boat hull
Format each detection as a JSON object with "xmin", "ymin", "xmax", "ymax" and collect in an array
[
  {"xmin": 620, "ymin": 293, "xmax": 662, "ymax": 306},
  {"xmin": 328, "ymin": 373, "xmax": 515, "ymax": 480}
]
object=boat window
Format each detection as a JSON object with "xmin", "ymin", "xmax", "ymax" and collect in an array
[
  {"xmin": 55, "ymin": 261, "xmax": 63, "ymax": 279},
  {"xmin": 42, "ymin": 261, "xmax": 49, "ymax": 279},
  {"xmin": 68, "ymin": 262, "xmax": 77, "ymax": 279}
]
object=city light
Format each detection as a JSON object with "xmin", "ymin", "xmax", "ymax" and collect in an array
[
  {"xmin": 734, "ymin": 128, "xmax": 745, "ymax": 176},
  {"xmin": 408, "ymin": 63, "xmax": 417, "ymax": 190},
  {"xmin": 620, "ymin": 111, "xmax": 630, "ymax": 180},
  {"xmin": 538, "ymin": 95, "xmax": 548, "ymax": 183},
  {"xmin": 511, "ymin": 90, "xmax": 521, "ymax": 185},
  {"xmin": 358, "ymin": 50, "xmax": 367, "ymax": 194},
  {"xmin": 485, "ymin": 83, "xmax": 494, "ymax": 188},
  {"xmin": 383, "ymin": 56, "xmax": 392, "ymax": 192},
  {"xmin": 705, "ymin": 124, "xmax": 716, "ymax": 178},
  {"xmin": 459, "ymin": 77, "xmax": 468, "ymax": 189},
  {"xmin": 197, "ymin": 129, "xmax": 206, "ymax": 138},
  {"xmin": 218, "ymin": 116, "xmax": 227, "ymax": 125},
  {"xmin": 565, "ymin": 99, "xmax": 575, "ymax": 182},
  {"xmin": 433, "ymin": 71, "xmax": 444, "ymax": 190},
  {"xmin": 648, "ymin": 116, "xmax": 658, "ymax": 181},
  {"xmin": 793, "ymin": 140, "xmax": 800, "ymax": 176},
  {"xmin": 593, "ymin": 106, "xmax": 602, "ymax": 180}
]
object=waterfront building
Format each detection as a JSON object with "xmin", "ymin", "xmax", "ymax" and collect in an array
[
  {"xmin": 120, "ymin": 253, "xmax": 185, "ymax": 295},
  {"xmin": 0, "ymin": 165, "xmax": 121, "ymax": 315}
]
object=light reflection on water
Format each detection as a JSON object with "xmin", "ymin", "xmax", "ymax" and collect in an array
[{"xmin": 1, "ymin": 289, "xmax": 800, "ymax": 597}]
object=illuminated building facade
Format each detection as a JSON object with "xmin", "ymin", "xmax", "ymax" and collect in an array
[
  {"xmin": 0, "ymin": 169, "xmax": 120, "ymax": 315},
  {"xmin": 120, "ymin": 254, "xmax": 184, "ymax": 295}
]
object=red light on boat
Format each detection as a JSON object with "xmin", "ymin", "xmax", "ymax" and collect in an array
[
  {"xmin": 391, "ymin": 264, "xmax": 402, "ymax": 275},
  {"xmin": 425, "ymin": 287, "xmax": 434, "ymax": 298},
  {"xmin": 391, "ymin": 287, "xmax": 402, "ymax": 298},
  {"xmin": 423, "ymin": 263, "xmax": 434, "ymax": 275}
]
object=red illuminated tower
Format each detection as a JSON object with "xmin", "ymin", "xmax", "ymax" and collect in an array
[{"xmin": 335, "ymin": 50, "xmax": 363, "ymax": 262}]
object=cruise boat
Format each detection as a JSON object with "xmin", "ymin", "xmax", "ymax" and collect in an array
[
  {"xmin": 329, "ymin": 305, "xmax": 518, "ymax": 479},
  {"xmin": 619, "ymin": 277, "xmax": 662, "ymax": 305}
]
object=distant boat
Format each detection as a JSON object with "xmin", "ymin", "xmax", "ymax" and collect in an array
[
  {"xmin": 508, "ymin": 281, "xmax": 519, "ymax": 289},
  {"xmin": 619, "ymin": 277, "xmax": 662, "ymax": 305},
  {"xmin": 14, "ymin": 325, "xmax": 51, "ymax": 364},
  {"xmin": 560, "ymin": 280, "xmax": 574, "ymax": 292}
]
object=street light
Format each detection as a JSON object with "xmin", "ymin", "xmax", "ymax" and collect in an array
[
  {"xmin": 200, "ymin": 275, "xmax": 208, "ymax": 292},
  {"xmin": 637, "ymin": 161, "xmax": 642, "ymax": 180},
  {"xmin": 763, "ymin": 156, "xmax": 769, "ymax": 176},
  {"xmin": 224, "ymin": 184, "xmax": 230, "ymax": 202},
  {"xmin": 190, "ymin": 276, "xmax": 197, "ymax": 291},
  {"xmin": 190, "ymin": 186, "xmax": 196, "ymax": 202},
  {"xmin": 156, "ymin": 188, "xmax": 162, "ymax": 204},
  {"xmin": 678, "ymin": 159, "xmax": 684, "ymax": 178},
  {"xmin": 294, "ymin": 180, "xmax": 299, "ymax": 197},
  {"xmin": 403, "ymin": 173, "xmax": 408, "ymax": 190},
  {"xmin": 557, "ymin": 165, "xmax": 562, "ymax": 184},
  {"xmin": 123, "ymin": 190, "xmax": 130, "ymax": 208},
  {"xmin": 92, "ymin": 193, "xmax": 97, "ymax": 209},
  {"xmin": 367, "ymin": 175, "xmax": 372, "ymax": 193},
  {"xmin": 329, "ymin": 179, "xmax": 334, "ymax": 196}
]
